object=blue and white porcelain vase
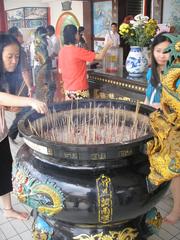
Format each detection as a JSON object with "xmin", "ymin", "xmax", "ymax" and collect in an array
[{"xmin": 125, "ymin": 46, "xmax": 148, "ymax": 78}]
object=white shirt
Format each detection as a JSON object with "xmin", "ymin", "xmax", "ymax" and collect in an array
[
  {"xmin": 50, "ymin": 34, "xmax": 60, "ymax": 55},
  {"xmin": 48, "ymin": 34, "xmax": 60, "ymax": 68},
  {"xmin": 104, "ymin": 30, "xmax": 120, "ymax": 47}
]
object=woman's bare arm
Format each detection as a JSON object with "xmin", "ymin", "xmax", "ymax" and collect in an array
[
  {"xmin": 95, "ymin": 40, "xmax": 113, "ymax": 60},
  {"xmin": 0, "ymin": 92, "xmax": 48, "ymax": 114}
]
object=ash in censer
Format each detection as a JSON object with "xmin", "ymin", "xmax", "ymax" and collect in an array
[{"xmin": 28, "ymin": 102, "xmax": 150, "ymax": 144}]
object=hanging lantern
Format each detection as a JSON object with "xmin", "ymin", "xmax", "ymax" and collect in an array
[{"xmin": 61, "ymin": 0, "xmax": 72, "ymax": 11}]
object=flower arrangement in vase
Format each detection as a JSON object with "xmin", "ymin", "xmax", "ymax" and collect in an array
[
  {"xmin": 119, "ymin": 14, "xmax": 158, "ymax": 77},
  {"xmin": 119, "ymin": 14, "xmax": 158, "ymax": 47}
]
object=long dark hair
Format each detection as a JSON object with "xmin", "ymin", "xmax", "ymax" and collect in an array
[
  {"xmin": 35, "ymin": 26, "xmax": 47, "ymax": 36},
  {"xmin": 150, "ymin": 32, "xmax": 170, "ymax": 87},
  {"xmin": 8, "ymin": 26, "xmax": 20, "ymax": 38},
  {"xmin": 63, "ymin": 24, "xmax": 77, "ymax": 45},
  {"xmin": 46, "ymin": 25, "xmax": 55, "ymax": 35},
  {"xmin": 0, "ymin": 33, "xmax": 20, "ymax": 91},
  {"xmin": 78, "ymin": 26, "xmax": 84, "ymax": 35}
]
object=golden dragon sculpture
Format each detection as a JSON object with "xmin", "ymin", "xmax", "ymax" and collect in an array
[
  {"xmin": 34, "ymin": 32, "xmax": 49, "ymax": 65},
  {"xmin": 147, "ymin": 34, "xmax": 180, "ymax": 187}
]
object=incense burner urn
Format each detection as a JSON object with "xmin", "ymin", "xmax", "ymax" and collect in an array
[{"xmin": 14, "ymin": 99, "xmax": 169, "ymax": 240}]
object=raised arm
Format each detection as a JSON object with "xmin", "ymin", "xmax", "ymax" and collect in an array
[{"xmin": 95, "ymin": 40, "xmax": 113, "ymax": 60}]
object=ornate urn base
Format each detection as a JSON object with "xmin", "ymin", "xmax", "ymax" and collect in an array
[
  {"xmin": 13, "ymin": 100, "xmax": 169, "ymax": 240},
  {"xmin": 32, "ymin": 208, "xmax": 162, "ymax": 240}
]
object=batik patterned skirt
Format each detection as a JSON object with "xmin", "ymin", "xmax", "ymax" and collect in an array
[{"xmin": 65, "ymin": 89, "xmax": 89, "ymax": 100}]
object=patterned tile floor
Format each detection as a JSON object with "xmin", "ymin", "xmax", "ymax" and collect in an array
[{"xmin": 0, "ymin": 112, "xmax": 179, "ymax": 240}]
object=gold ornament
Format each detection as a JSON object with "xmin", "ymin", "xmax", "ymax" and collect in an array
[
  {"xmin": 147, "ymin": 34, "xmax": 180, "ymax": 186},
  {"xmin": 175, "ymin": 41, "xmax": 180, "ymax": 52},
  {"xmin": 96, "ymin": 175, "xmax": 112, "ymax": 224},
  {"xmin": 73, "ymin": 227, "xmax": 138, "ymax": 240},
  {"xmin": 146, "ymin": 211, "xmax": 162, "ymax": 229}
]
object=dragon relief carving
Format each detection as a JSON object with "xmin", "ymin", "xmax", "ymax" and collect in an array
[
  {"xmin": 147, "ymin": 34, "xmax": 180, "ymax": 187},
  {"xmin": 13, "ymin": 166, "xmax": 64, "ymax": 217},
  {"xmin": 73, "ymin": 228, "xmax": 138, "ymax": 240}
]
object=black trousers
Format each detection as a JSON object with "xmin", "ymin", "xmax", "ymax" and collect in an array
[{"xmin": 0, "ymin": 137, "xmax": 13, "ymax": 196}]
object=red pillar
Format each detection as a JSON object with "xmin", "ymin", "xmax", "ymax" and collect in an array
[
  {"xmin": 47, "ymin": 7, "xmax": 51, "ymax": 25},
  {"xmin": 0, "ymin": 0, "xmax": 7, "ymax": 32}
]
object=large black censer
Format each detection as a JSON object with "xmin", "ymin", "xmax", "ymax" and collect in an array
[{"xmin": 14, "ymin": 99, "xmax": 169, "ymax": 240}]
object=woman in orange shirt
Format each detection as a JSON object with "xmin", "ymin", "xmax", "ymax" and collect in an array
[{"xmin": 59, "ymin": 24, "xmax": 112, "ymax": 100}]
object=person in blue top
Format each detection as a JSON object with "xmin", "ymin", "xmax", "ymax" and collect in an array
[
  {"xmin": 144, "ymin": 32, "xmax": 170, "ymax": 109},
  {"xmin": 144, "ymin": 32, "xmax": 180, "ymax": 224}
]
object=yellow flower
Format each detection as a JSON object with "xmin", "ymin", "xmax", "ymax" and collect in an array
[
  {"xmin": 119, "ymin": 14, "xmax": 158, "ymax": 47},
  {"xmin": 119, "ymin": 23, "xmax": 130, "ymax": 32}
]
